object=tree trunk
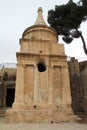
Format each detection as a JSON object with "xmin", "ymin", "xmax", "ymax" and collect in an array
[{"xmin": 76, "ymin": 29, "xmax": 87, "ymax": 55}]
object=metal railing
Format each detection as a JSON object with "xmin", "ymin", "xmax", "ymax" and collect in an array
[{"xmin": 0, "ymin": 63, "xmax": 17, "ymax": 70}]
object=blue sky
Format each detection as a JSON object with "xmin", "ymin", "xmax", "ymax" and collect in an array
[{"xmin": 0, "ymin": 0, "xmax": 87, "ymax": 63}]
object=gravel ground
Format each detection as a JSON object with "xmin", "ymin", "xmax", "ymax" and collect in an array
[{"xmin": 0, "ymin": 117, "xmax": 87, "ymax": 130}]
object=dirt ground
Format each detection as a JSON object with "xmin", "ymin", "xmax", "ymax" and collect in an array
[{"xmin": 0, "ymin": 117, "xmax": 87, "ymax": 130}]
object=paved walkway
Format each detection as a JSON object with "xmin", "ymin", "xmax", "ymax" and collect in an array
[{"xmin": 0, "ymin": 117, "xmax": 87, "ymax": 130}]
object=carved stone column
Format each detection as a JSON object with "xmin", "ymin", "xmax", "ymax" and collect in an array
[
  {"xmin": 61, "ymin": 66, "xmax": 72, "ymax": 112},
  {"xmin": 48, "ymin": 65, "xmax": 54, "ymax": 104},
  {"xmin": 13, "ymin": 64, "xmax": 25, "ymax": 109}
]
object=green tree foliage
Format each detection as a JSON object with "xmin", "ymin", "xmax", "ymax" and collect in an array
[
  {"xmin": 47, "ymin": 0, "xmax": 87, "ymax": 54},
  {"xmin": 80, "ymin": 0, "xmax": 87, "ymax": 7},
  {"xmin": 78, "ymin": 0, "xmax": 87, "ymax": 15}
]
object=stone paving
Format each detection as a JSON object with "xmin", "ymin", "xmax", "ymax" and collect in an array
[{"xmin": 0, "ymin": 117, "xmax": 87, "ymax": 130}]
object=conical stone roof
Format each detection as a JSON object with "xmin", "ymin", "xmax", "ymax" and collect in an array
[
  {"xmin": 34, "ymin": 7, "xmax": 47, "ymax": 26},
  {"xmin": 22, "ymin": 7, "xmax": 58, "ymax": 43}
]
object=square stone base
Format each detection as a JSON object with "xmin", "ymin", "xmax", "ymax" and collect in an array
[{"xmin": 6, "ymin": 109, "xmax": 79, "ymax": 123}]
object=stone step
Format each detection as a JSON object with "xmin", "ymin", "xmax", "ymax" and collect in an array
[{"xmin": 0, "ymin": 109, "xmax": 6, "ymax": 117}]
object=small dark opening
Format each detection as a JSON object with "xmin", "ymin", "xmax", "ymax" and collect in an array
[
  {"xmin": 34, "ymin": 105, "xmax": 36, "ymax": 109},
  {"xmin": 37, "ymin": 62, "xmax": 46, "ymax": 72},
  {"xmin": 51, "ymin": 121, "xmax": 54, "ymax": 123}
]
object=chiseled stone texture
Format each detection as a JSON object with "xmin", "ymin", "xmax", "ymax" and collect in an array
[
  {"xmin": 69, "ymin": 58, "xmax": 87, "ymax": 114},
  {"xmin": 6, "ymin": 108, "xmax": 77, "ymax": 123},
  {"xmin": 6, "ymin": 7, "xmax": 77, "ymax": 123}
]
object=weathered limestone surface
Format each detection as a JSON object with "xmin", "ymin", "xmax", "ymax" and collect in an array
[
  {"xmin": 79, "ymin": 61, "xmax": 87, "ymax": 114},
  {"xmin": 6, "ymin": 7, "xmax": 77, "ymax": 123},
  {"xmin": 68, "ymin": 58, "xmax": 82, "ymax": 113},
  {"xmin": 6, "ymin": 109, "xmax": 76, "ymax": 123},
  {"xmin": 69, "ymin": 58, "xmax": 87, "ymax": 114}
]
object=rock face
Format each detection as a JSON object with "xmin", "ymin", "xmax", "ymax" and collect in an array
[
  {"xmin": 79, "ymin": 61, "xmax": 87, "ymax": 114},
  {"xmin": 68, "ymin": 58, "xmax": 82, "ymax": 114},
  {"xmin": 6, "ymin": 7, "xmax": 76, "ymax": 123},
  {"xmin": 69, "ymin": 58, "xmax": 87, "ymax": 114}
]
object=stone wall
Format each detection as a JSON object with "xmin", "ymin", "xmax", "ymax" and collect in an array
[
  {"xmin": 79, "ymin": 61, "xmax": 87, "ymax": 114},
  {"xmin": 0, "ymin": 58, "xmax": 87, "ymax": 115},
  {"xmin": 69, "ymin": 58, "xmax": 87, "ymax": 114}
]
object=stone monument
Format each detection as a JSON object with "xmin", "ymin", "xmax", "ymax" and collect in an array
[{"xmin": 6, "ymin": 7, "xmax": 77, "ymax": 123}]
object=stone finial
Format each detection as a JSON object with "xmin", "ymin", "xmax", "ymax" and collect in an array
[{"xmin": 34, "ymin": 7, "xmax": 47, "ymax": 25}]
